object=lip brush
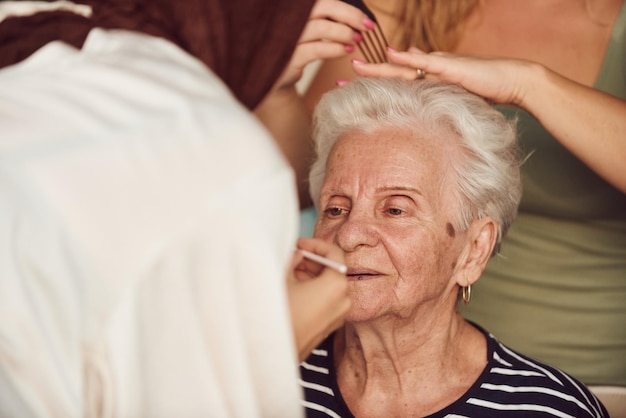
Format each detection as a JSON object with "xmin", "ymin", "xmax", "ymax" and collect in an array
[{"xmin": 298, "ymin": 249, "xmax": 348, "ymax": 274}]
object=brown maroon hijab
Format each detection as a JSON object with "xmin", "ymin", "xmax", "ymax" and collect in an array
[{"xmin": 0, "ymin": 0, "xmax": 315, "ymax": 110}]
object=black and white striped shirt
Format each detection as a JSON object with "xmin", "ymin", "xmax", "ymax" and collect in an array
[{"xmin": 299, "ymin": 326, "xmax": 608, "ymax": 417}]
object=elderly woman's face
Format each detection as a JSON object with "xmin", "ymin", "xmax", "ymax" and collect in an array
[{"xmin": 314, "ymin": 126, "xmax": 468, "ymax": 323}]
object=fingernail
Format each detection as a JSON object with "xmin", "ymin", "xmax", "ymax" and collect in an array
[
  {"xmin": 353, "ymin": 32, "xmax": 363, "ymax": 43},
  {"xmin": 336, "ymin": 79, "xmax": 349, "ymax": 86},
  {"xmin": 351, "ymin": 58, "xmax": 366, "ymax": 65},
  {"xmin": 363, "ymin": 17, "xmax": 375, "ymax": 30},
  {"xmin": 387, "ymin": 46, "xmax": 398, "ymax": 53},
  {"xmin": 345, "ymin": 44, "xmax": 355, "ymax": 53}
]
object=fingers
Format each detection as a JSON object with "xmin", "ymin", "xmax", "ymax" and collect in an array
[
  {"xmin": 309, "ymin": 0, "xmax": 375, "ymax": 33},
  {"xmin": 299, "ymin": 17, "xmax": 358, "ymax": 46},
  {"xmin": 287, "ymin": 41, "xmax": 353, "ymax": 78},
  {"xmin": 272, "ymin": 0, "xmax": 376, "ymax": 92},
  {"xmin": 287, "ymin": 237, "xmax": 351, "ymax": 360},
  {"xmin": 338, "ymin": 35, "xmax": 526, "ymax": 106},
  {"xmin": 407, "ymin": 46, "xmax": 427, "ymax": 54},
  {"xmin": 293, "ymin": 0, "xmax": 378, "ymax": 65},
  {"xmin": 386, "ymin": 48, "xmax": 448, "ymax": 77},
  {"xmin": 351, "ymin": 48, "xmax": 467, "ymax": 85},
  {"xmin": 294, "ymin": 237, "xmax": 346, "ymax": 279},
  {"xmin": 386, "ymin": 49, "xmax": 525, "ymax": 104},
  {"xmin": 351, "ymin": 58, "xmax": 421, "ymax": 81},
  {"xmin": 290, "ymin": 275, "xmax": 351, "ymax": 360},
  {"xmin": 287, "ymin": 239, "xmax": 347, "ymax": 284}
]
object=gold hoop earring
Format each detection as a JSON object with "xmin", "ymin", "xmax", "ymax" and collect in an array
[{"xmin": 462, "ymin": 283, "xmax": 471, "ymax": 305}]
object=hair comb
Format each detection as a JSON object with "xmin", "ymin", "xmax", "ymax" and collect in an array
[{"xmin": 340, "ymin": 0, "xmax": 389, "ymax": 63}]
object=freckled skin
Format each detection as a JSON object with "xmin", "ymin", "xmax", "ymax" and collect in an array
[{"xmin": 314, "ymin": 126, "xmax": 467, "ymax": 324}]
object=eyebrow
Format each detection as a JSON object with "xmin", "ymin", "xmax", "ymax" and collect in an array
[
  {"xmin": 376, "ymin": 186, "xmax": 423, "ymax": 196},
  {"xmin": 321, "ymin": 186, "xmax": 424, "ymax": 199}
]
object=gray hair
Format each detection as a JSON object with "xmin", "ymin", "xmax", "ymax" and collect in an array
[{"xmin": 309, "ymin": 78, "xmax": 522, "ymax": 254}]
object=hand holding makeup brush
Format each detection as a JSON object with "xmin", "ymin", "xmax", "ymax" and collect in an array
[{"xmin": 287, "ymin": 237, "xmax": 351, "ymax": 361}]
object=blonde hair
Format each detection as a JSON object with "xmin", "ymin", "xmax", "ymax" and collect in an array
[{"xmin": 372, "ymin": 0, "xmax": 480, "ymax": 51}]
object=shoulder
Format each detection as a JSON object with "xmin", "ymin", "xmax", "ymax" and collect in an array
[
  {"xmin": 467, "ymin": 328, "xmax": 609, "ymax": 417},
  {"xmin": 300, "ymin": 334, "xmax": 334, "ymax": 386},
  {"xmin": 300, "ymin": 334, "xmax": 352, "ymax": 417},
  {"xmin": 0, "ymin": 27, "xmax": 289, "ymax": 188}
]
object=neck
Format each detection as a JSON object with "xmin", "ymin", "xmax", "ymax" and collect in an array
[
  {"xmin": 339, "ymin": 310, "xmax": 470, "ymax": 375},
  {"xmin": 334, "ymin": 312, "xmax": 487, "ymax": 416}
]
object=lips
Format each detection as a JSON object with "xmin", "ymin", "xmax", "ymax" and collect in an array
[{"xmin": 346, "ymin": 268, "xmax": 382, "ymax": 281}]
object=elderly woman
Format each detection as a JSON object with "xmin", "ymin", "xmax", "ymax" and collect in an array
[{"xmin": 299, "ymin": 78, "xmax": 608, "ymax": 417}]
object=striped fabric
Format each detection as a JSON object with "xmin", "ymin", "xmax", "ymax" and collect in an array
[{"xmin": 299, "ymin": 326, "xmax": 609, "ymax": 417}]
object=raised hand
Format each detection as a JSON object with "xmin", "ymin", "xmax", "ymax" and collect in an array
[
  {"xmin": 351, "ymin": 47, "xmax": 530, "ymax": 106},
  {"xmin": 271, "ymin": 0, "xmax": 376, "ymax": 93},
  {"xmin": 351, "ymin": 46, "xmax": 626, "ymax": 193}
]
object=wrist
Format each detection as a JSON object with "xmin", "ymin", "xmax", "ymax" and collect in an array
[{"xmin": 516, "ymin": 60, "xmax": 549, "ymax": 111}]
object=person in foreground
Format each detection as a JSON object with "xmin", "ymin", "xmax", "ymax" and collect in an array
[
  {"xmin": 299, "ymin": 77, "xmax": 609, "ymax": 417},
  {"xmin": 0, "ymin": 1, "xmax": 350, "ymax": 417}
]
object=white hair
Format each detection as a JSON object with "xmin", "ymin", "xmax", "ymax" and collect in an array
[{"xmin": 309, "ymin": 78, "xmax": 522, "ymax": 254}]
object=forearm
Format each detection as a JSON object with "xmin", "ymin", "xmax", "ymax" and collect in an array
[
  {"xmin": 255, "ymin": 87, "xmax": 315, "ymax": 208},
  {"xmin": 370, "ymin": 49, "xmax": 626, "ymax": 193},
  {"xmin": 521, "ymin": 63, "xmax": 626, "ymax": 193}
]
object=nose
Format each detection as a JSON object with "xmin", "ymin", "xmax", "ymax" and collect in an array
[{"xmin": 335, "ymin": 209, "xmax": 379, "ymax": 252}]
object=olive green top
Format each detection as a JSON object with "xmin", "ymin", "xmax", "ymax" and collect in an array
[{"xmin": 461, "ymin": 2, "xmax": 626, "ymax": 386}]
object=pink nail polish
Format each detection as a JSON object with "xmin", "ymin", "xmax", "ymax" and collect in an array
[
  {"xmin": 363, "ymin": 17, "xmax": 375, "ymax": 30},
  {"xmin": 353, "ymin": 32, "xmax": 363, "ymax": 43},
  {"xmin": 336, "ymin": 80, "xmax": 349, "ymax": 87},
  {"xmin": 345, "ymin": 44, "xmax": 355, "ymax": 53},
  {"xmin": 387, "ymin": 46, "xmax": 398, "ymax": 53},
  {"xmin": 351, "ymin": 58, "xmax": 366, "ymax": 65}
]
